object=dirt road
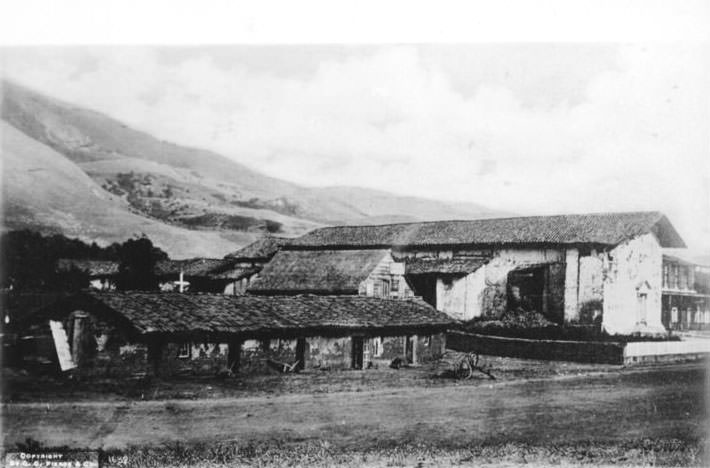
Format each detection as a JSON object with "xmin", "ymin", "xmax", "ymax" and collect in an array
[{"xmin": 2, "ymin": 363, "xmax": 707, "ymax": 451}]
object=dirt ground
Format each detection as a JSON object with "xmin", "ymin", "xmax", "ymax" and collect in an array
[
  {"xmin": 2, "ymin": 359, "xmax": 708, "ymax": 466},
  {"xmin": 3, "ymin": 354, "xmax": 626, "ymax": 402}
]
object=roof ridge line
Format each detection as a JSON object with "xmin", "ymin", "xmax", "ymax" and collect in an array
[{"xmin": 305, "ymin": 210, "xmax": 664, "ymax": 231}]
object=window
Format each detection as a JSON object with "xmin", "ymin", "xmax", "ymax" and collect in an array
[
  {"xmin": 637, "ymin": 293, "xmax": 648, "ymax": 325},
  {"xmin": 636, "ymin": 281, "xmax": 651, "ymax": 325},
  {"xmin": 391, "ymin": 277, "xmax": 399, "ymax": 293},
  {"xmin": 671, "ymin": 307, "xmax": 678, "ymax": 323},
  {"xmin": 372, "ymin": 282, "xmax": 381, "ymax": 296},
  {"xmin": 680, "ymin": 267, "xmax": 689, "ymax": 290},
  {"xmin": 372, "ymin": 337, "xmax": 383, "ymax": 357},
  {"xmin": 381, "ymin": 279, "xmax": 390, "ymax": 297},
  {"xmin": 177, "ymin": 342, "xmax": 191, "ymax": 359},
  {"xmin": 663, "ymin": 264, "xmax": 670, "ymax": 288}
]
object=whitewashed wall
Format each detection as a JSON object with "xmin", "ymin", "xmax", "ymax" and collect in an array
[
  {"xmin": 563, "ymin": 248, "xmax": 580, "ymax": 321},
  {"xmin": 435, "ymin": 267, "xmax": 486, "ymax": 320},
  {"xmin": 578, "ymin": 252, "xmax": 604, "ymax": 306},
  {"xmin": 602, "ymin": 233, "xmax": 664, "ymax": 334}
]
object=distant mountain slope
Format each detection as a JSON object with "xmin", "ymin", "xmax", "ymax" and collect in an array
[
  {"xmin": 1, "ymin": 121, "xmax": 255, "ymax": 258},
  {"xmin": 1, "ymin": 80, "xmax": 505, "ymax": 257},
  {"xmin": 312, "ymin": 186, "xmax": 506, "ymax": 224}
]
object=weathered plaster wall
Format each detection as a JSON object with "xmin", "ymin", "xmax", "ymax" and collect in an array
[
  {"xmin": 563, "ymin": 248, "xmax": 580, "ymax": 322},
  {"xmin": 435, "ymin": 268, "xmax": 486, "ymax": 320},
  {"xmin": 240, "ymin": 339, "xmax": 298, "ymax": 374},
  {"xmin": 158, "ymin": 342, "xmax": 228, "ymax": 376},
  {"xmin": 57, "ymin": 310, "xmax": 151, "ymax": 377},
  {"xmin": 577, "ymin": 251, "xmax": 605, "ymax": 321},
  {"xmin": 307, "ymin": 337, "xmax": 352, "ymax": 369},
  {"xmin": 223, "ymin": 276, "xmax": 252, "ymax": 295},
  {"xmin": 367, "ymin": 334, "xmax": 446, "ymax": 367},
  {"xmin": 602, "ymin": 233, "xmax": 663, "ymax": 335}
]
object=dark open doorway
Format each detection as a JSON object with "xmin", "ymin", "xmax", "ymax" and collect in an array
[
  {"xmin": 508, "ymin": 266, "xmax": 546, "ymax": 313},
  {"xmin": 351, "ymin": 336, "xmax": 364, "ymax": 369},
  {"xmin": 295, "ymin": 337, "xmax": 306, "ymax": 371},
  {"xmin": 507, "ymin": 263, "xmax": 565, "ymax": 324},
  {"xmin": 405, "ymin": 275, "xmax": 437, "ymax": 307}
]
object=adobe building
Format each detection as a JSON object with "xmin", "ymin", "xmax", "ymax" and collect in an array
[
  {"xmin": 19, "ymin": 291, "xmax": 454, "ymax": 377},
  {"xmin": 283, "ymin": 211, "xmax": 687, "ymax": 335},
  {"xmin": 246, "ymin": 249, "xmax": 447, "ymax": 364},
  {"xmin": 221, "ymin": 236, "xmax": 289, "ymax": 294},
  {"xmin": 153, "ymin": 236, "xmax": 291, "ymax": 295},
  {"xmin": 56, "ymin": 259, "xmax": 119, "ymax": 291}
]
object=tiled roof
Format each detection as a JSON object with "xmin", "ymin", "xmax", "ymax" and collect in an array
[
  {"xmin": 405, "ymin": 257, "xmax": 490, "ymax": 275},
  {"xmin": 226, "ymin": 236, "xmax": 289, "ymax": 260},
  {"xmin": 56, "ymin": 259, "xmax": 119, "ymax": 277},
  {"xmin": 288, "ymin": 211, "xmax": 686, "ymax": 249},
  {"xmin": 33, "ymin": 291, "xmax": 456, "ymax": 338},
  {"xmin": 155, "ymin": 258, "xmax": 233, "ymax": 277},
  {"xmin": 208, "ymin": 266, "xmax": 261, "ymax": 280},
  {"xmin": 248, "ymin": 249, "xmax": 389, "ymax": 294}
]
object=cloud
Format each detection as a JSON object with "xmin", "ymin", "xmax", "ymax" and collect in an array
[{"xmin": 2, "ymin": 44, "xmax": 709, "ymax": 250}]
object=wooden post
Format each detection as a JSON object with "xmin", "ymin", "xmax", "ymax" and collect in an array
[
  {"xmin": 228, "ymin": 339, "xmax": 243, "ymax": 373},
  {"xmin": 439, "ymin": 333, "xmax": 446, "ymax": 356},
  {"xmin": 411, "ymin": 334, "xmax": 418, "ymax": 365},
  {"xmin": 71, "ymin": 312, "xmax": 89, "ymax": 367},
  {"xmin": 295, "ymin": 337, "xmax": 306, "ymax": 371}
]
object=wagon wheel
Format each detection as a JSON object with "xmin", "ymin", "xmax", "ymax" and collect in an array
[{"xmin": 455, "ymin": 358, "xmax": 474, "ymax": 380}]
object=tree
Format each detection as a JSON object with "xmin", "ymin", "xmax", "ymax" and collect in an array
[
  {"xmin": 115, "ymin": 235, "xmax": 167, "ymax": 291},
  {"xmin": 1, "ymin": 230, "xmax": 88, "ymax": 291}
]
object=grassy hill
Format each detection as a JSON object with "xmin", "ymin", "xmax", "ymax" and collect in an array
[
  {"xmin": 1, "ymin": 121, "xmax": 256, "ymax": 258},
  {"xmin": 1, "ymin": 79, "xmax": 504, "ymax": 257}
]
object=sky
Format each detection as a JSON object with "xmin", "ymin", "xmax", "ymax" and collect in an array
[{"xmin": 1, "ymin": 42, "xmax": 709, "ymax": 251}]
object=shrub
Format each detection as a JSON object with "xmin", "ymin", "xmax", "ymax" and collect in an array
[{"xmin": 462, "ymin": 315, "xmax": 680, "ymax": 343}]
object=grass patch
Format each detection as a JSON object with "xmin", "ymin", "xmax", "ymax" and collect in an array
[{"xmin": 8, "ymin": 437, "xmax": 705, "ymax": 467}]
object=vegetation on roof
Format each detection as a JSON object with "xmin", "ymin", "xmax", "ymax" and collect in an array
[
  {"xmin": 225, "ymin": 236, "xmax": 290, "ymax": 260},
  {"xmin": 405, "ymin": 257, "xmax": 490, "ymax": 275}
]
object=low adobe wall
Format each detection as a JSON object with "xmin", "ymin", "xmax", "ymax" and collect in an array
[
  {"xmin": 447, "ymin": 331, "xmax": 710, "ymax": 365},
  {"xmin": 623, "ymin": 340, "xmax": 710, "ymax": 365},
  {"xmin": 446, "ymin": 331, "xmax": 625, "ymax": 364}
]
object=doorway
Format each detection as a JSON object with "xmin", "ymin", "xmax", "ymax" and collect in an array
[
  {"xmin": 506, "ymin": 263, "xmax": 565, "ymax": 324},
  {"xmin": 406, "ymin": 275, "xmax": 437, "ymax": 307},
  {"xmin": 351, "ymin": 336, "xmax": 364, "ymax": 369}
]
